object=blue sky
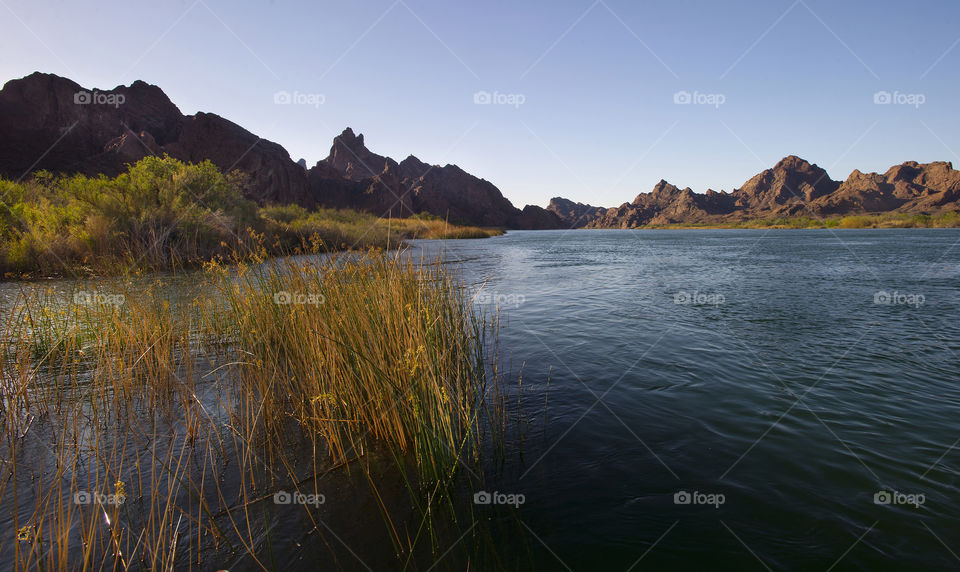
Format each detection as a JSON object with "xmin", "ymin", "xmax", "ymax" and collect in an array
[{"xmin": 2, "ymin": 0, "xmax": 958, "ymax": 208}]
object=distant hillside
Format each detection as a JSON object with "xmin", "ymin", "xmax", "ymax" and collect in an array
[{"xmin": 547, "ymin": 156, "xmax": 960, "ymax": 228}]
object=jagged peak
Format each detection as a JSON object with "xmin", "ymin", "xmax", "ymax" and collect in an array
[
  {"xmin": 774, "ymin": 154, "xmax": 808, "ymax": 167},
  {"xmin": 771, "ymin": 155, "xmax": 828, "ymax": 175},
  {"xmin": 336, "ymin": 127, "xmax": 363, "ymax": 146},
  {"xmin": 333, "ymin": 127, "xmax": 365, "ymax": 148},
  {"xmin": 651, "ymin": 179, "xmax": 682, "ymax": 194},
  {"xmin": 8, "ymin": 73, "xmax": 167, "ymax": 97},
  {"xmin": 127, "ymin": 79, "xmax": 156, "ymax": 90},
  {"xmin": 400, "ymin": 154, "xmax": 429, "ymax": 168},
  {"xmin": 7, "ymin": 71, "xmax": 80, "ymax": 87}
]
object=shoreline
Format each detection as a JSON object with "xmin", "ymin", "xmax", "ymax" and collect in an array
[{"xmin": 551, "ymin": 211, "xmax": 960, "ymax": 230}]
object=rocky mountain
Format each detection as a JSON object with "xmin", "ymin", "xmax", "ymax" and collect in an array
[
  {"xmin": 0, "ymin": 72, "xmax": 311, "ymax": 204},
  {"xmin": 0, "ymin": 72, "xmax": 560, "ymax": 229},
  {"xmin": 548, "ymin": 156, "xmax": 960, "ymax": 228},
  {"xmin": 734, "ymin": 155, "xmax": 840, "ymax": 210},
  {"xmin": 546, "ymin": 197, "xmax": 606, "ymax": 227},
  {"xmin": 6, "ymin": 72, "xmax": 956, "ymax": 231},
  {"xmin": 306, "ymin": 127, "xmax": 561, "ymax": 227},
  {"xmin": 814, "ymin": 161, "xmax": 960, "ymax": 215}
]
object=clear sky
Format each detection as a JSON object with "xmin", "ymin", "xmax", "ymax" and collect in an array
[{"xmin": 2, "ymin": 0, "xmax": 958, "ymax": 208}]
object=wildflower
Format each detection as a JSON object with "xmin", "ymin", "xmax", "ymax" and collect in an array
[
  {"xmin": 16, "ymin": 525, "xmax": 33, "ymax": 542},
  {"xmin": 403, "ymin": 344, "xmax": 425, "ymax": 376},
  {"xmin": 310, "ymin": 394, "xmax": 338, "ymax": 408}
]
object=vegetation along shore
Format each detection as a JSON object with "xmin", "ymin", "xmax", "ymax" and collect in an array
[{"xmin": 0, "ymin": 155, "xmax": 502, "ymax": 278}]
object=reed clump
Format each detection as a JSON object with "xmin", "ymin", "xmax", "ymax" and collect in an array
[{"xmin": 0, "ymin": 247, "xmax": 503, "ymax": 570}]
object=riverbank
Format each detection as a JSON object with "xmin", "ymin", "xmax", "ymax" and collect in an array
[
  {"xmin": 1, "ymin": 248, "xmax": 512, "ymax": 570},
  {"xmin": 638, "ymin": 211, "xmax": 960, "ymax": 229},
  {"xmin": 0, "ymin": 156, "xmax": 503, "ymax": 279}
]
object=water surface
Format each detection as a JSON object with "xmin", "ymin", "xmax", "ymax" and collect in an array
[
  {"xmin": 411, "ymin": 228, "xmax": 960, "ymax": 570},
  {"xmin": 3, "ymin": 228, "xmax": 957, "ymax": 570}
]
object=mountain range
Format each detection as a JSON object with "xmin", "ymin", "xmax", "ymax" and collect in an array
[
  {"xmin": 547, "ymin": 155, "xmax": 960, "ymax": 227},
  {"xmin": 2, "ymin": 72, "xmax": 959, "ymax": 230},
  {"xmin": 0, "ymin": 72, "xmax": 558, "ymax": 229}
]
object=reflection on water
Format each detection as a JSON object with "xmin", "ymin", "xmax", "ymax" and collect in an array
[
  {"xmin": 0, "ymin": 255, "xmax": 521, "ymax": 571},
  {"xmin": 2, "ymin": 228, "xmax": 959, "ymax": 569},
  {"xmin": 410, "ymin": 228, "xmax": 960, "ymax": 570}
]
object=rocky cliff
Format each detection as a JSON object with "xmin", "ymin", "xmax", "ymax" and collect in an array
[
  {"xmin": 0, "ymin": 72, "xmax": 561, "ymax": 229},
  {"xmin": 0, "ymin": 72, "xmax": 311, "ymax": 204},
  {"xmin": 307, "ymin": 128, "xmax": 561, "ymax": 227}
]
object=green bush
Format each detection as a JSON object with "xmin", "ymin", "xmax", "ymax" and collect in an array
[
  {"xmin": 0, "ymin": 156, "xmax": 498, "ymax": 277},
  {"xmin": 0, "ymin": 156, "xmax": 263, "ymax": 276}
]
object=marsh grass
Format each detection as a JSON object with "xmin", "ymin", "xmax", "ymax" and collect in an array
[
  {"xmin": 0, "ymin": 246, "xmax": 511, "ymax": 570},
  {"xmin": 386, "ymin": 217, "xmax": 504, "ymax": 240},
  {"xmin": 645, "ymin": 211, "xmax": 960, "ymax": 229}
]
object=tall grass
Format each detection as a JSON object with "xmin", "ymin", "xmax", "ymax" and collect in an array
[
  {"xmin": 0, "ymin": 156, "xmax": 503, "ymax": 278},
  {"xmin": 832, "ymin": 211, "xmax": 960, "ymax": 228},
  {"xmin": 215, "ymin": 249, "xmax": 499, "ymax": 479},
  {"xmin": 645, "ymin": 211, "xmax": 960, "ymax": 229},
  {"xmin": 0, "ymin": 247, "xmax": 507, "ymax": 569}
]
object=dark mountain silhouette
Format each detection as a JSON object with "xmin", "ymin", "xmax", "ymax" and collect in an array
[
  {"xmin": 0, "ymin": 72, "xmax": 561, "ymax": 228},
  {"xmin": 308, "ymin": 127, "xmax": 561, "ymax": 227}
]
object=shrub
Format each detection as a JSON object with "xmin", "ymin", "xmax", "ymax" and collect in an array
[{"xmin": 1, "ymin": 157, "xmax": 500, "ymax": 277}]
